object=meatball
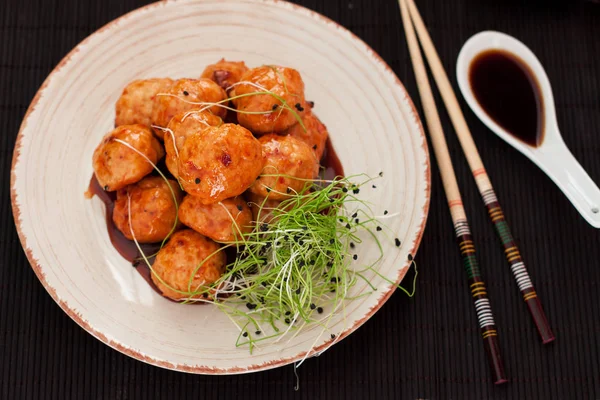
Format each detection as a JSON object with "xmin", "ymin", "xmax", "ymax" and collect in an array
[
  {"xmin": 245, "ymin": 191, "xmax": 283, "ymax": 225},
  {"xmin": 179, "ymin": 196, "xmax": 253, "ymax": 242},
  {"xmin": 231, "ymin": 66, "xmax": 308, "ymax": 134},
  {"xmin": 178, "ymin": 123, "xmax": 264, "ymax": 204},
  {"xmin": 112, "ymin": 176, "xmax": 184, "ymax": 243},
  {"xmin": 248, "ymin": 134, "xmax": 319, "ymax": 200},
  {"xmin": 164, "ymin": 111, "xmax": 223, "ymax": 178},
  {"xmin": 115, "ymin": 78, "xmax": 174, "ymax": 127},
  {"xmin": 200, "ymin": 59, "xmax": 249, "ymax": 92},
  {"xmin": 151, "ymin": 78, "xmax": 227, "ymax": 134},
  {"xmin": 92, "ymin": 124, "xmax": 164, "ymax": 191},
  {"xmin": 285, "ymin": 112, "xmax": 329, "ymax": 161},
  {"xmin": 151, "ymin": 230, "xmax": 226, "ymax": 301}
]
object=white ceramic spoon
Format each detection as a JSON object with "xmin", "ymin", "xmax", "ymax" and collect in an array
[{"xmin": 456, "ymin": 31, "xmax": 600, "ymax": 228}]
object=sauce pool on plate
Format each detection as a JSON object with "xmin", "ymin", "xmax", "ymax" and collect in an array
[{"xmin": 469, "ymin": 49, "xmax": 544, "ymax": 147}]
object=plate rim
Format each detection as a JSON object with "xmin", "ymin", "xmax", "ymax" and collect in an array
[{"xmin": 10, "ymin": 0, "xmax": 431, "ymax": 374}]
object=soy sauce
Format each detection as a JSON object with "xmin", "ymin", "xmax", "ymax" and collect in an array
[{"xmin": 469, "ymin": 50, "xmax": 544, "ymax": 147}]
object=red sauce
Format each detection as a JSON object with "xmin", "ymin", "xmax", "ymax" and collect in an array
[{"xmin": 87, "ymin": 135, "xmax": 344, "ymax": 297}]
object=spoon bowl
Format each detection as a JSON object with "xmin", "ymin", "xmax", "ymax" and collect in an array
[{"xmin": 457, "ymin": 31, "xmax": 600, "ymax": 228}]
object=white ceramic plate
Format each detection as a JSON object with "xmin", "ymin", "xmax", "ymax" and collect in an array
[{"xmin": 11, "ymin": 0, "xmax": 430, "ymax": 374}]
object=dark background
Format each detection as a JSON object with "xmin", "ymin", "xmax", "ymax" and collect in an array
[{"xmin": 2, "ymin": 0, "xmax": 599, "ymax": 398}]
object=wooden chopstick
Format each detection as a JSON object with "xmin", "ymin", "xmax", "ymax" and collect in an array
[
  {"xmin": 405, "ymin": 0, "xmax": 555, "ymax": 345},
  {"xmin": 398, "ymin": 0, "xmax": 508, "ymax": 384}
]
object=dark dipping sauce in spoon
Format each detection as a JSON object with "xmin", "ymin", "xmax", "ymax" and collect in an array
[
  {"xmin": 469, "ymin": 49, "xmax": 544, "ymax": 147},
  {"xmin": 86, "ymin": 137, "xmax": 345, "ymax": 299}
]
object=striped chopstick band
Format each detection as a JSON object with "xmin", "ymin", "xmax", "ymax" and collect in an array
[
  {"xmin": 451, "ymin": 201, "xmax": 506, "ymax": 384},
  {"xmin": 473, "ymin": 168, "xmax": 555, "ymax": 343}
]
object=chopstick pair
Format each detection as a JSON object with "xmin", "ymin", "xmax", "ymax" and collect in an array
[{"xmin": 398, "ymin": 0, "xmax": 554, "ymax": 384}]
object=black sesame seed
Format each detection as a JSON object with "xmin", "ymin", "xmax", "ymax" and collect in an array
[
  {"xmin": 353, "ymin": 254, "xmax": 358, "ymax": 260},
  {"xmin": 295, "ymin": 103, "xmax": 304, "ymax": 111},
  {"xmin": 295, "ymin": 288, "xmax": 301, "ymax": 295},
  {"xmin": 103, "ymin": 185, "xmax": 108, "ymax": 191},
  {"xmin": 183, "ymin": 90, "xmax": 189, "ymax": 96},
  {"xmin": 313, "ymin": 144, "xmax": 317, "ymax": 150},
  {"xmin": 266, "ymin": 187, "xmax": 271, "ymax": 193},
  {"xmin": 310, "ymin": 303, "xmax": 316, "ymax": 310},
  {"xmin": 285, "ymin": 318, "xmax": 291, "ymax": 324},
  {"xmin": 132, "ymin": 261, "xmax": 140, "ymax": 267},
  {"xmin": 330, "ymin": 238, "xmax": 335, "ymax": 244},
  {"xmin": 342, "ymin": 187, "xmax": 348, "ymax": 193},
  {"xmin": 246, "ymin": 303, "xmax": 257, "ymax": 310},
  {"xmin": 376, "ymin": 226, "xmax": 382, "ymax": 231},
  {"xmin": 330, "ymin": 289, "xmax": 336, "ymax": 293},
  {"xmin": 237, "ymin": 205, "xmax": 243, "ymax": 211},
  {"xmin": 338, "ymin": 218, "xmax": 344, "ymax": 223},
  {"xmin": 299, "ymin": 240, "xmax": 304, "ymax": 245},
  {"xmin": 352, "ymin": 212, "xmax": 358, "ymax": 218},
  {"xmin": 286, "ymin": 187, "xmax": 292, "ymax": 194},
  {"xmin": 345, "ymin": 223, "xmax": 351, "ymax": 229},
  {"xmin": 395, "ymin": 238, "xmax": 401, "ymax": 247},
  {"xmin": 260, "ymin": 223, "xmax": 269, "ymax": 232},
  {"xmin": 272, "ymin": 104, "xmax": 278, "ymax": 110},
  {"xmin": 317, "ymin": 307, "xmax": 323, "ymax": 314},
  {"xmin": 298, "ymin": 260, "xmax": 305, "ymax": 267},
  {"xmin": 286, "ymin": 311, "xmax": 291, "ymax": 316},
  {"xmin": 308, "ymin": 100, "xmax": 315, "ymax": 107},
  {"xmin": 379, "ymin": 171, "xmax": 383, "ymax": 177},
  {"xmin": 372, "ymin": 185, "xmax": 377, "ymax": 189},
  {"xmin": 384, "ymin": 210, "xmax": 389, "ymax": 215},
  {"xmin": 330, "ymin": 277, "xmax": 339, "ymax": 283},
  {"xmin": 242, "ymin": 332, "xmax": 248, "ymax": 337},
  {"xmin": 329, "ymin": 197, "xmax": 334, "ymax": 203},
  {"xmin": 353, "ymin": 188, "xmax": 360, "ymax": 194},
  {"xmin": 408, "ymin": 254, "xmax": 413, "ymax": 261},
  {"xmin": 350, "ymin": 242, "xmax": 355, "ymax": 248},
  {"xmin": 255, "ymin": 330, "xmax": 262, "ymax": 335},
  {"xmin": 355, "ymin": 218, "xmax": 360, "ymax": 224},
  {"xmin": 331, "ymin": 334, "xmax": 336, "ymax": 339},
  {"xmin": 195, "ymin": 178, "xmax": 201, "ymax": 184},
  {"xmin": 241, "ymin": 295, "xmax": 246, "ymax": 300}
]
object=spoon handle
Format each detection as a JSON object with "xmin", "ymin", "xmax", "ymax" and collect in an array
[{"xmin": 536, "ymin": 137, "xmax": 600, "ymax": 228}]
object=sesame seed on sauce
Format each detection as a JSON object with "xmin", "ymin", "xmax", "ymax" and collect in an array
[
  {"xmin": 286, "ymin": 187, "xmax": 292, "ymax": 194},
  {"xmin": 237, "ymin": 205, "xmax": 243, "ymax": 211},
  {"xmin": 313, "ymin": 144, "xmax": 317, "ymax": 150},
  {"xmin": 272, "ymin": 104, "xmax": 278, "ymax": 111},
  {"xmin": 195, "ymin": 178, "xmax": 201, "ymax": 184},
  {"xmin": 295, "ymin": 103, "xmax": 304, "ymax": 111},
  {"xmin": 266, "ymin": 187, "xmax": 271, "ymax": 193},
  {"xmin": 395, "ymin": 238, "xmax": 401, "ymax": 247},
  {"xmin": 183, "ymin": 90, "xmax": 189, "ymax": 96}
]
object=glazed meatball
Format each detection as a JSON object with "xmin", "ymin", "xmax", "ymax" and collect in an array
[
  {"xmin": 178, "ymin": 123, "xmax": 264, "ymax": 204},
  {"xmin": 113, "ymin": 176, "xmax": 184, "ymax": 243},
  {"xmin": 164, "ymin": 111, "xmax": 223, "ymax": 178},
  {"xmin": 92, "ymin": 124, "xmax": 164, "ymax": 191},
  {"xmin": 115, "ymin": 78, "xmax": 173, "ymax": 127},
  {"xmin": 200, "ymin": 59, "xmax": 249, "ymax": 92},
  {"xmin": 245, "ymin": 191, "xmax": 283, "ymax": 225},
  {"xmin": 231, "ymin": 66, "xmax": 308, "ymax": 134},
  {"xmin": 285, "ymin": 112, "xmax": 329, "ymax": 161},
  {"xmin": 151, "ymin": 78, "xmax": 227, "ymax": 134},
  {"xmin": 248, "ymin": 134, "xmax": 319, "ymax": 200},
  {"xmin": 151, "ymin": 230, "xmax": 226, "ymax": 301},
  {"xmin": 179, "ymin": 196, "xmax": 253, "ymax": 242}
]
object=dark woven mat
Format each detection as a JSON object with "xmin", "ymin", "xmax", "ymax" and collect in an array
[{"xmin": 2, "ymin": 0, "xmax": 599, "ymax": 398}]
